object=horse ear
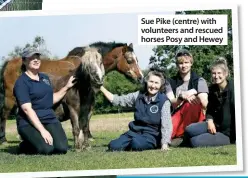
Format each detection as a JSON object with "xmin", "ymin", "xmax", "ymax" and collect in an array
[
  {"xmin": 122, "ymin": 46, "xmax": 128, "ymax": 54},
  {"xmin": 97, "ymin": 48, "xmax": 102, "ymax": 54},
  {"xmin": 128, "ymin": 43, "xmax": 133, "ymax": 49}
]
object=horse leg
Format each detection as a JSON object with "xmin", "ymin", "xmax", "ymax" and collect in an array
[
  {"xmin": 0, "ymin": 100, "xmax": 15, "ymax": 144},
  {"xmin": 87, "ymin": 106, "xmax": 94, "ymax": 141},
  {"xmin": 68, "ymin": 105, "xmax": 82, "ymax": 151},
  {"xmin": 0, "ymin": 110, "xmax": 8, "ymax": 144},
  {"xmin": 81, "ymin": 111, "xmax": 92, "ymax": 150}
]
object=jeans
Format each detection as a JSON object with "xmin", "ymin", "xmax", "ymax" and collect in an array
[
  {"xmin": 184, "ymin": 122, "xmax": 230, "ymax": 147},
  {"xmin": 18, "ymin": 122, "xmax": 68, "ymax": 155}
]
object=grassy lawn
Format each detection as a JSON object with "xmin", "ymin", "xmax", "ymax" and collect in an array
[{"xmin": 0, "ymin": 113, "xmax": 237, "ymax": 173}]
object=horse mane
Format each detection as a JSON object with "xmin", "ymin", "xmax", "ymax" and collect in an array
[
  {"xmin": 0, "ymin": 60, "xmax": 9, "ymax": 118},
  {"xmin": 90, "ymin": 41, "xmax": 133, "ymax": 56},
  {"xmin": 67, "ymin": 41, "xmax": 133, "ymax": 58},
  {"xmin": 66, "ymin": 47, "xmax": 87, "ymax": 57},
  {"xmin": 80, "ymin": 47, "xmax": 104, "ymax": 83},
  {"xmin": 57, "ymin": 47, "xmax": 103, "ymax": 94}
]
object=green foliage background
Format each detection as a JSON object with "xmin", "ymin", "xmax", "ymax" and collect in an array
[
  {"xmin": 94, "ymin": 71, "xmax": 141, "ymax": 114},
  {"xmin": 149, "ymin": 9, "xmax": 233, "ymax": 83},
  {"xmin": 0, "ymin": 0, "xmax": 42, "ymax": 11}
]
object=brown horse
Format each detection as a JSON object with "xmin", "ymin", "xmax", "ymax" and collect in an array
[{"xmin": 0, "ymin": 42, "xmax": 143, "ymax": 146}]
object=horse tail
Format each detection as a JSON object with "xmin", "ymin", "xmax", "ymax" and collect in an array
[{"xmin": 0, "ymin": 60, "xmax": 9, "ymax": 119}]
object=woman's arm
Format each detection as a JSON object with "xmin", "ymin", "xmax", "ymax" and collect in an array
[
  {"xmin": 100, "ymin": 86, "xmax": 114, "ymax": 102},
  {"xmin": 100, "ymin": 86, "xmax": 139, "ymax": 107},
  {"xmin": 161, "ymin": 100, "xmax": 172, "ymax": 150},
  {"xmin": 197, "ymin": 93, "xmax": 208, "ymax": 110},
  {"xmin": 166, "ymin": 91, "xmax": 185, "ymax": 109},
  {"xmin": 165, "ymin": 81, "xmax": 182, "ymax": 108},
  {"xmin": 20, "ymin": 103, "xmax": 53, "ymax": 145},
  {"xmin": 53, "ymin": 76, "xmax": 76, "ymax": 104}
]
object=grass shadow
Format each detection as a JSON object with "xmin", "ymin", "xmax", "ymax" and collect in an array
[
  {"xmin": 92, "ymin": 144, "xmax": 108, "ymax": 148},
  {"xmin": 4, "ymin": 140, "xmax": 20, "ymax": 144},
  {"xmin": 0, "ymin": 145, "xmax": 20, "ymax": 155}
]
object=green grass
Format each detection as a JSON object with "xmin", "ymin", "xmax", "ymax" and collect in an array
[
  {"xmin": 0, "ymin": 113, "xmax": 237, "ymax": 173},
  {"xmin": 91, "ymin": 112, "xmax": 134, "ymax": 120}
]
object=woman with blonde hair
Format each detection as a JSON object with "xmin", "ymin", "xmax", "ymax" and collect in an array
[{"xmin": 183, "ymin": 57, "xmax": 236, "ymax": 147}]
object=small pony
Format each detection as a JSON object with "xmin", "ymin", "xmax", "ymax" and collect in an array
[{"xmin": 48, "ymin": 47, "xmax": 104, "ymax": 150}]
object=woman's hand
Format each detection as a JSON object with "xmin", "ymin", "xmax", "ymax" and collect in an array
[
  {"xmin": 53, "ymin": 76, "xmax": 77, "ymax": 104},
  {"xmin": 207, "ymin": 119, "xmax": 216, "ymax": 134},
  {"xmin": 186, "ymin": 89, "xmax": 197, "ymax": 97},
  {"xmin": 161, "ymin": 143, "xmax": 171, "ymax": 151},
  {"xmin": 40, "ymin": 129, "xmax": 53, "ymax": 145},
  {"xmin": 65, "ymin": 76, "xmax": 77, "ymax": 89},
  {"xmin": 187, "ymin": 95, "xmax": 200, "ymax": 105}
]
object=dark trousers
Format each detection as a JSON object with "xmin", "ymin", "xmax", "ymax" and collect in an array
[
  {"xmin": 184, "ymin": 122, "xmax": 230, "ymax": 147},
  {"xmin": 108, "ymin": 131, "xmax": 155, "ymax": 151},
  {"xmin": 18, "ymin": 122, "xmax": 68, "ymax": 155}
]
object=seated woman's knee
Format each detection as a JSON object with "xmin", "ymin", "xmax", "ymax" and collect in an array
[
  {"xmin": 131, "ymin": 138, "xmax": 147, "ymax": 151},
  {"xmin": 185, "ymin": 123, "xmax": 197, "ymax": 136},
  {"xmin": 108, "ymin": 140, "xmax": 123, "ymax": 151}
]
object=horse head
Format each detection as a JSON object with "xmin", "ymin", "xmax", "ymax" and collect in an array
[
  {"xmin": 77, "ymin": 47, "xmax": 105, "ymax": 93},
  {"xmin": 114, "ymin": 43, "xmax": 144, "ymax": 83},
  {"xmin": 68, "ymin": 42, "xmax": 144, "ymax": 83}
]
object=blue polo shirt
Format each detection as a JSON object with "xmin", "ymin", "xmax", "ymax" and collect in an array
[{"xmin": 13, "ymin": 72, "xmax": 59, "ymax": 128}]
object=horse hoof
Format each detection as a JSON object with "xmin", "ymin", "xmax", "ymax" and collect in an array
[
  {"xmin": 89, "ymin": 138, "xmax": 95, "ymax": 142},
  {"xmin": 75, "ymin": 148, "xmax": 82, "ymax": 152},
  {"xmin": 82, "ymin": 144, "xmax": 91, "ymax": 151},
  {"xmin": 83, "ymin": 146, "xmax": 91, "ymax": 151},
  {"xmin": 0, "ymin": 137, "xmax": 7, "ymax": 145},
  {"xmin": 17, "ymin": 135, "xmax": 23, "ymax": 141},
  {"xmin": 0, "ymin": 141, "xmax": 8, "ymax": 146}
]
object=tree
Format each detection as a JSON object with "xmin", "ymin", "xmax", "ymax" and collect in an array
[
  {"xmin": 32, "ymin": 36, "xmax": 51, "ymax": 58},
  {"xmin": 0, "ymin": 0, "xmax": 42, "ymax": 11},
  {"xmin": 7, "ymin": 36, "xmax": 52, "ymax": 59},
  {"xmin": 94, "ymin": 71, "xmax": 142, "ymax": 114},
  {"xmin": 149, "ymin": 9, "xmax": 233, "ymax": 83}
]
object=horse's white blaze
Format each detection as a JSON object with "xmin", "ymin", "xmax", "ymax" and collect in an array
[
  {"xmin": 95, "ymin": 63, "xmax": 104, "ymax": 80},
  {"xmin": 132, "ymin": 52, "xmax": 144, "ymax": 78},
  {"xmin": 128, "ymin": 70, "xmax": 136, "ymax": 77},
  {"xmin": 79, "ymin": 130, "xmax": 84, "ymax": 141}
]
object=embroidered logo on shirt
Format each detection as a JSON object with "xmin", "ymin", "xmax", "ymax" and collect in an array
[
  {"xmin": 42, "ymin": 78, "xmax": 51, "ymax": 86},
  {"xmin": 150, "ymin": 105, "xmax": 159, "ymax": 113}
]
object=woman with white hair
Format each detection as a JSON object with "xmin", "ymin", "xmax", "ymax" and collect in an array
[{"xmin": 100, "ymin": 70, "xmax": 172, "ymax": 151}]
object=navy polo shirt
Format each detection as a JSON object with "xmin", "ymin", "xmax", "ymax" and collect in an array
[{"xmin": 13, "ymin": 72, "xmax": 59, "ymax": 128}]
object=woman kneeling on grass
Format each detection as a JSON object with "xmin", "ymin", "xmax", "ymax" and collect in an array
[
  {"xmin": 184, "ymin": 57, "xmax": 236, "ymax": 147},
  {"xmin": 13, "ymin": 46, "xmax": 76, "ymax": 155},
  {"xmin": 100, "ymin": 70, "xmax": 172, "ymax": 151}
]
